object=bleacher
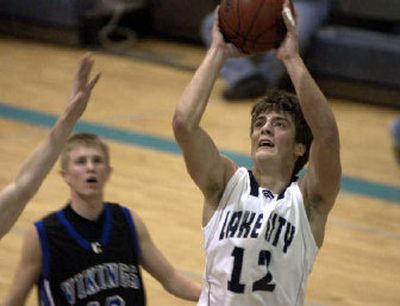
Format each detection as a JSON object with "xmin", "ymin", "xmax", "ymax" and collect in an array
[{"xmin": 0, "ymin": 0, "xmax": 399, "ymax": 107}]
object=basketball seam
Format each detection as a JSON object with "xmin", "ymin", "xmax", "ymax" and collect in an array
[
  {"xmin": 219, "ymin": 2, "xmax": 244, "ymax": 41},
  {"xmin": 219, "ymin": 13, "xmax": 241, "ymax": 40},
  {"xmin": 236, "ymin": 0, "xmax": 241, "ymax": 34},
  {"xmin": 252, "ymin": 18, "xmax": 283, "ymax": 41},
  {"xmin": 242, "ymin": 0, "xmax": 268, "ymax": 44}
]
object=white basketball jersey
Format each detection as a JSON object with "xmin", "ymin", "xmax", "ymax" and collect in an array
[{"xmin": 198, "ymin": 167, "xmax": 318, "ymax": 306}]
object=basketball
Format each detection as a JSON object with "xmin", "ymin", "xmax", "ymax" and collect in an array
[{"xmin": 218, "ymin": 0, "xmax": 294, "ymax": 54}]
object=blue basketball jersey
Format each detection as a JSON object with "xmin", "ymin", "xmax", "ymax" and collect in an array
[{"xmin": 35, "ymin": 203, "xmax": 146, "ymax": 306}]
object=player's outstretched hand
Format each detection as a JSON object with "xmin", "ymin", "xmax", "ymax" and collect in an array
[
  {"xmin": 277, "ymin": 0, "xmax": 300, "ymax": 62},
  {"xmin": 67, "ymin": 53, "xmax": 101, "ymax": 121},
  {"xmin": 211, "ymin": 6, "xmax": 243, "ymax": 59}
]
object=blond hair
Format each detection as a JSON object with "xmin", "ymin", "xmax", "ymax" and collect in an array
[{"xmin": 60, "ymin": 133, "xmax": 110, "ymax": 170}]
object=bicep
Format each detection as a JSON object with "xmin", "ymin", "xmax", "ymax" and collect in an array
[
  {"xmin": 303, "ymin": 136, "xmax": 341, "ymax": 213},
  {"xmin": 0, "ymin": 184, "xmax": 28, "ymax": 240},
  {"xmin": 177, "ymin": 126, "xmax": 235, "ymax": 198},
  {"xmin": 133, "ymin": 213, "xmax": 174, "ymax": 285},
  {"xmin": 3, "ymin": 226, "xmax": 42, "ymax": 305}
]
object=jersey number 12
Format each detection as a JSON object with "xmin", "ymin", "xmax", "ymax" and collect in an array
[{"xmin": 228, "ymin": 247, "xmax": 276, "ymax": 293}]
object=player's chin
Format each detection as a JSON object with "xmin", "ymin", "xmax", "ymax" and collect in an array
[
  {"xmin": 78, "ymin": 187, "xmax": 102, "ymax": 197},
  {"xmin": 254, "ymin": 148, "xmax": 274, "ymax": 159}
]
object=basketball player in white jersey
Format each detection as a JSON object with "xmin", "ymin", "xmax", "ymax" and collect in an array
[
  {"xmin": 0, "ymin": 54, "xmax": 100, "ymax": 240},
  {"xmin": 172, "ymin": 1, "xmax": 341, "ymax": 305}
]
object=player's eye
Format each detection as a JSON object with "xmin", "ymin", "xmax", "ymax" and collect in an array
[
  {"xmin": 254, "ymin": 118, "xmax": 265, "ymax": 129},
  {"xmin": 273, "ymin": 119, "xmax": 287, "ymax": 128},
  {"xmin": 93, "ymin": 156, "xmax": 104, "ymax": 164},
  {"xmin": 75, "ymin": 157, "xmax": 86, "ymax": 165}
]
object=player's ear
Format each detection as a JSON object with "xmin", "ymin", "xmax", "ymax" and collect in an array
[
  {"xmin": 295, "ymin": 143, "xmax": 306, "ymax": 157},
  {"xmin": 60, "ymin": 169, "xmax": 70, "ymax": 184},
  {"xmin": 105, "ymin": 166, "xmax": 113, "ymax": 181}
]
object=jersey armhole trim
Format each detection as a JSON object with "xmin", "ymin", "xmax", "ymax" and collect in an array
[
  {"xmin": 35, "ymin": 220, "xmax": 50, "ymax": 278},
  {"xmin": 202, "ymin": 167, "xmax": 248, "ymax": 250},
  {"xmin": 121, "ymin": 207, "xmax": 141, "ymax": 260}
]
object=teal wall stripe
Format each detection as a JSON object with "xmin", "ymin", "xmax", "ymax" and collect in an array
[{"xmin": 1, "ymin": 102, "xmax": 399, "ymax": 204}]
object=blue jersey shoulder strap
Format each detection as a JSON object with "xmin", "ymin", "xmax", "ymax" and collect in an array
[{"xmin": 121, "ymin": 207, "xmax": 141, "ymax": 260}]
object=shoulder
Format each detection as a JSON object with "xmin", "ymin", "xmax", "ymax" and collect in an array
[
  {"xmin": 226, "ymin": 167, "xmax": 254, "ymax": 193},
  {"xmin": 216, "ymin": 167, "xmax": 251, "ymax": 201},
  {"xmin": 298, "ymin": 177, "xmax": 331, "ymax": 247},
  {"xmin": 120, "ymin": 209, "xmax": 146, "ymax": 236},
  {"xmin": 298, "ymin": 175, "xmax": 337, "ymax": 217},
  {"xmin": 22, "ymin": 224, "xmax": 42, "ymax": 259},
  {"xmin": 204, "ymin": 155, "xmax": 238, "ymax": 198},
  {"xmin": 105, "ymin": 204, "xmax": 146, "ymax": 236},
  {"xmin": 105, "ymin": 202, "xmax": 126, "ymax": 217},
  {"xmin": 37, "ymin": 208, "xmax": 65, "ymax": 228},
  {"xmin": 25, "ymin": 223, "xmax": 40, "ymax": 240},
  {"xmin": 204, "ymin": 166, "xmax": 247, "ymax": 203},
  {"xmin": 221, "ymin": 155, "xmax": 239, "ymax": 179},
  {"xmin": 220, "ymin": 163, "xmax": 247, "ymax": 190},
  {"xmin": 104, "ymin": 202, "xmax": 137, "ymax": 223},
  {"xmin": 203, "ymin": 167, "xmax": 251, "ymax": 225},
  {"xmin": 105, "ymin": 201, "xmax": 124, "ymax": 212}
]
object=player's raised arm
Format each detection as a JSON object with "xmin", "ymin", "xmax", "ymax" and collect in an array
[
  {"xmin": 172, "ymin": 9, "xmax": 238, "ymax": 221},
  {"xmin": 0, "ymin": 54, "xmax": 100, "ymax": 240},
  {"xmin": 278, "ymin": 0, "xmax": 341, "ymax": 245}
]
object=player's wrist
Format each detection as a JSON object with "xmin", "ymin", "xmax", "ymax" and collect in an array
[
  {"xmin": 282, "ymin": 53, "xmax": 303, "ymax": 67},
  {"xmin": 208, "ymin": 44, "xmax": 229, "ymax": 64}
]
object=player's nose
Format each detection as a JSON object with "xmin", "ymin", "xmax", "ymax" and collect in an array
[
  {"xmin": 261, "ymin": 121, "xmax": 273, "ymax": 135},
  {"xmin": 86, "ymin": 160, "xmax": 95, "ymax": 171}
]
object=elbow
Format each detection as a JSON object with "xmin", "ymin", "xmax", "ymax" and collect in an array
[
  {"xmin": 324, "ymin": 129, "xmax": 340, "ymax": 148},
  {"xmin": 160, "ymin": 270, "xmax": 180, "ymax": 296},
  {"xmin": 314, "ymin": 123, "xmax": 340, "ymax": 148},
  {"xmin": 172, "ymin": 111, "xmax": 193, "ymax": 140},
  {"xmin": 327, "ymin": 128, "xmax": 340, "ymax": 150},
  {"xmin": 172, "ymin": 111, "xmax": 184, "ymax": 132}
]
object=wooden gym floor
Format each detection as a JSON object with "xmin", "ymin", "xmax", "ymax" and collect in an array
[{"xmin": 0, "ymin": 36, "xmax": 399, "ymax": 305}]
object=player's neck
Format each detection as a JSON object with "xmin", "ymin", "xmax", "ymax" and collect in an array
[
  {"xmin": 69, "ymin": 192, "xmax": 104, "ymax": 221},
  {"xmin": 252, "ymin": 164, "xmax": 293, "ymax": 194}
]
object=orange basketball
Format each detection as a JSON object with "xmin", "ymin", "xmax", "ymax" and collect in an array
[{"xmin": 218, "ymin": 0, "xmax": 294, "ymax": 54}]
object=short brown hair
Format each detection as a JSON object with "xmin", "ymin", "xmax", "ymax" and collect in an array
[
  {"xmin": 60, "ymin": 133, "xmax": 110, "ymax": 170},
  {"xmin": 250, "ymin": 90, "xmax": 313, "ymax": 177}
]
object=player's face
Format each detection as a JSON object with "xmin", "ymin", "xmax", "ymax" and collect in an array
[
  {"xmin": 61, "ymin": 145, "xmax": 111, "ymax": 198},
  {"xmin": 250, "ymin": 110, "xmax": 304, "ymax": 165}
]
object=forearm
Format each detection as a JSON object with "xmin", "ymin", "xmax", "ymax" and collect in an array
[
  {"xmin": 0, "ymin": 108, "xmax": 77, "ymax": 239},
  {"xmin": 163, "ymin": 270, "xmax": 201, "ymax": 301},
  {"xmin": 2, "ymin": 294, "xmax": 28, "ymax": 306},
  {"xmin": 283, "ymin": 55, "xmax": 339, "ymax": 140},
  {"xmin": 3, "ymin": 271, "xmax": 34, "ymax": 306},
  {"xmin": 14, "ymin": 108, "xmax": 77, "ymax": 197},
  {"xmin": 174, "ymin": 46, "xmax": 225, "ymax": 132}
]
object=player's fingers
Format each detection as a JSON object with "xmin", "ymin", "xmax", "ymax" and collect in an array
[
  {"xmin": 87, "ymin": 73, "xmax": 101, "ymax": 91},
  {"xmin": 282, "ymin": 1, "xmax": 296, "ymax": 31},
  {"xmin": 77, "ymin": 53, "xmax": 90, "ymax": 77},
  {"xmin": 82, "ymin": 58, "xmax": 94, "ymax": 83},
  {"xmin": 213, "ymin": 6, "xmax": 220, "ymax": 23},
  {"xmin": 212, "ymin": 5, "xmax": 222, "ymax": 32},
  {"xmin": 77, "ymin": 53, "xmax": 93, "ymax": 85},
  {"xmin": 226, "ymin": 43, "xmax": 243, "ymax": 57},
  {"xmin": 70, "ymin": 92, "xmax": 83, "ymax": 106}
]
